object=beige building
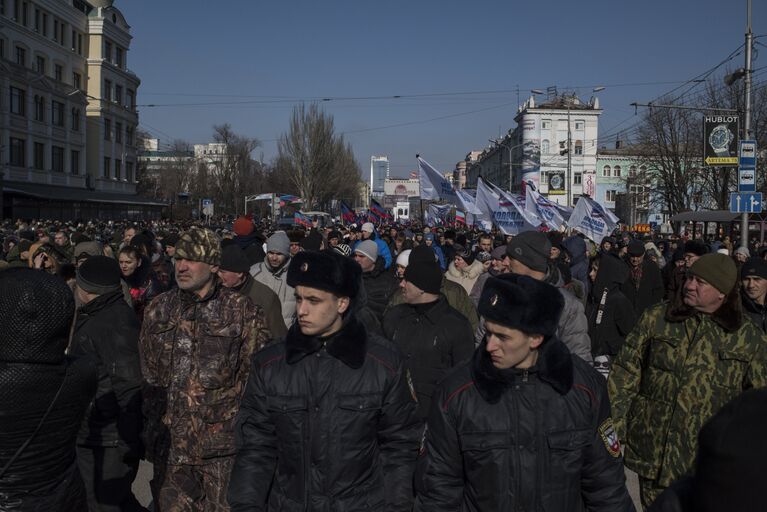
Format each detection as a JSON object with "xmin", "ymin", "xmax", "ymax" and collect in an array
[{"xmin": 0, "ymin": 0, "xmax": 157, "ymax": 219}]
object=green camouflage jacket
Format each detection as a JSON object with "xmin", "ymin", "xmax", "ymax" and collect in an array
[
  {"xmin": 139, "ymin": 279, "xmax": 270, "ymax": 465},
  {"xmin": 608, "ymin": 299, "xmax": 767, "ymax": 486}
]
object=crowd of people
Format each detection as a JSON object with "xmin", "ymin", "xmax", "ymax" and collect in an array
[{"xmin": 1, "ymin": 214, "xmax": 766, "ymax": 511}]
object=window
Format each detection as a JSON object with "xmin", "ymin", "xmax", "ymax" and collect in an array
[
  {"xmin": 103, "ymin": 157, "xmax": 111, "ymax": 178},
  {"xmin": 126, "ymin": 90, "xmax": 135, "ymax": 110},
  {"xmin": 10, "ymin": 87, "xmax": 25, "ymax": 116},
  {"xmin": 602, "ymin": 165, "xmax": 611, "ymax": 177},
  {"xmin": 115, "ymin": 85, "xmax": 122, "ymax": 105},
  {"xmin": 104, "ymin": 80, "xmax": 112, "ymax": 101},
  {"xmin": 21, "ymin": 1, "xmax": 27, "ymax": 26},
  {"xmin": 71, "ymin": 108, "xmax": 80, "ymax": 131},
  {"xmin": 126, "ymin": 161, "xmax": 133, "ymax": 182},
  {"xmin": 51, "ymin": 101, "xmax": 64, "ymax": 126},
  {"xmin": 541, "ymin": 120, "xmax": 551, "ymax": 130},
  {"xmin": 9, "ymin": 137, "xmax": 25, "ymax": 167},
  {"xmin": 70, "ymin": 150, "xmax": 80, "ymax": 175},
  {"xmin": 34, "ymin": 95, "xmax": 44, "ymax": 121},
  {"xmin": 53, "ymin": 19, "xmax": 58, "ymax": 42},
  {"xmin": 574, "ymin": 140, "xmax": 583, "ymax": 155},
  {"xmin": 0, "ymin": 39, "xmax": 4, "ymax": 59},
  {"xmin": 115, "ymin": 122, "xmax": 122, "ymax": 143},
  {"xmin": 15, "ymin": 45, "xmax": 25, "ymax": 66},
  {"xmin": 33, "ymin": 142, "xmax": 44, "ymax": 170},
  {"xmin": 104, "ymin": 118, "xmax": 111, "ymax": 140},
  {"xmin": 613, "ymin": 165, "xmax": 621, "ymax": 177},
  {"xmin": 52, "ymin": 146, "xmax": 64, "ymax": 172},
  {"xmin": 605, "ymin": 190, "xmax": 617, "ymax": 202},
  {"xmin": 72, "ymin": 72, "xmax": 81, "ymax": 89},
  {"xmin": 54, "ymin": 63, "xmax": 62, "ymax": 82},
  {"xmin": 42, "ymin": 13, "xmax": 47, "ymax": 36},
  {"xmin": 126, "ymin": 125, "xmax": 134, "ymax": 145},
  {"xmin": 574, "ymin": 172, "xmax": 582, "ymax": 185},
  {"xmin": 34, "ymin": 8, "xmax": 39, "ymax": 31},
  {"xmin": 115, "ymin": 47, "xmax": 123, "ymax": 67},
  {"xmin": 629, "ymin": 165, "xmax": 637, "ymax": 178},
  {"xmin": 35, "ymin": 55, "xmax": 45, "ymax": 73},
  {"xmin": 71, "ymin": 30, "xmax": 76, "ymax": 51},
  {"xmin": 104, "ymin": 40, "xmax": 112, "ymax": 62},
  {"xmin": 115, "ymin": 159, "xmax": 121, "ymax": 180},
  {"xmin": 541, "ymin": 139, "xmax": 550, "ymax": 154},
  {"xmin": 1, "ymin": 0, "xmax": 5, "ymax": 16},
  {"xmin": 77, "ymin": 33, "xmax": 82, "ymax": 55},
  {"xmin": 574, "ymin": 121, "xmax": 584, "ymax": 130}
]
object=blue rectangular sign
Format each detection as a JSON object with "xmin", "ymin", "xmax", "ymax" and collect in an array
[
  {"xmin": 739, "ymin": 140, "xmax": 757, "ymax": 167},
  {"xmin": 730, "ymin": 192, "xmax": 762, "ymax": 213}
]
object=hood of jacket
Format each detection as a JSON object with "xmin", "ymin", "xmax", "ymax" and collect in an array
[
  {"xmin": 590, "ymin": 253, "xmax": 630, "ymax": 301},
  {"xmin": 563, "ymin": 236, "xmax": 588, "ymax": 266}
]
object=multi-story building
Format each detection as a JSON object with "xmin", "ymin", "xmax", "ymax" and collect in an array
[
  {"xmin": 454, "ymin": 150, "xmax": 480, "ymax": 190},
  {"xmin": 369, "ymin": 155, "xmax": 388, "ymax": 199},
  {"xmin": 466, "ymin": 93, "xmax": 602, "ymax": 207},
  {"xmin": 137, "ymin": 137, "xmax": 194, "ymax": 198},
  {"xmin": 0, "ymin": 0, "xmax": 160, "ymax": 219},
  {"xmin": 382, "ymin": 177, "xmax": 418, "ymax": 209}
]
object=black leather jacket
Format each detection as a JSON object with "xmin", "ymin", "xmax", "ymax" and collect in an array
[
  {"xmin": 414, "ymin": 337, "xmax": 636, "ymax": 512},
  {"xmin": 69, "ymin": 290, "xmax": 143, "ymax": 448},
  {"xmin": 228, "ymin": 315, "xmax": 421, "ymax": 511}
]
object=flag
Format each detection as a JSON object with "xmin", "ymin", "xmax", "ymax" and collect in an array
[
  {"xmin": 417, "ymin": 156, "xmax": 480, "ymax": 213},
  {"xmin": 488, "ymin": 181, "xmax": 543, "ymax": 230},
  {"xmin": 340, "ymin": 201, "xmax": 356, "ymax": 224},
  {"xmin": 566, "ymin": 196, "xmax": 620, "ymax": 243},
  {"xmin": 370, "ymin": 197, "xmax": 391, "ymax": 221},
  {"xmin": 294, "ymin": 211, "xmax": 312, "ymax": 228},
  {"xmin": 425, "ymin": 204, "xmax": 449, "ymax": 227},
  {"xmin": 455, "ymin": 210, "xmax": 466, "ymax": 225},
  {"xmin": 280, "ymin": 194, "xmax": 301, "ymax": 203},
  {"xmin": 525, "ymin": 182, "xmax": 566, "ymax": 231}
]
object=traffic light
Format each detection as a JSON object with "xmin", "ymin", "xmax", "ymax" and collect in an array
[{"xmin": 559, "ymin": 141, "xmax": 568, "ymax": 156}]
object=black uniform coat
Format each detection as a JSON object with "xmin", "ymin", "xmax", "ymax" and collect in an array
[
  {"xmin": 228, "ymin": 314, "xmax": 421, "ymax": 511},
  {"xmin": 414, "ymin": 337, "xmax": 635, "ymax": 512},
  {"xmin": 382, "ymin": 295, "xmax": 475, "ymax": 418},
  {"xmin": 620, "ymin": 258, "xmax": 664, "ymax": 318},
  {"xmin": 586, "ymin": 254, "xmax": 638, "ymax": 357}
]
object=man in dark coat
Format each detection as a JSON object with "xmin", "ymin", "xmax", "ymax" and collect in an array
[
  {"xmin": 621, "ymin": 240, "xmax": 664, "ymax": 318},
  {"xmin": 0, "ymin": 269, "xmax": 97, "ymax": 511},
  {"xmin": 740, "ymin": 257, "xmax": 767, "ymax": 332},
  {"xmin": 69, "ymin": 256, "xmax": 146, "ymax": 511},
  {"xmin": 228, "ymin": 250, "xmax": 421, "ymax": 511},
  {"xmin": 414, "ymin": 273, "xmax": 635, "ymax": 511},
  {"xmin": 354, "ymin": 240, "xmax": 398, "ymax": 323},
  {"xmin": 218, "ymin": 244, "xmax": 287, "ymax": 339},
  {"xmin": 382, "ymin": 257, "xmax": 475, "ymax": 418}
]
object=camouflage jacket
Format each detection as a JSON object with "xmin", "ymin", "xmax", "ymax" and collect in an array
[
  {"xmin": 608, "ymin": 300, "xmax": 767, "ymax": 486},
  {"xmin": 139, "ymin": 279, "xmax": 270, "ymax": 465}
]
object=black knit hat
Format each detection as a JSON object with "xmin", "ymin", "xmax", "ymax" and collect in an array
[
  {"xmin": 506, "ymin": 231, "xmax": 551, "ymax": 273},
  {"xmin": 454, "ymin": 244, "xmax": 475, "ymax": 266},
  {"xmin": 287, "ymin": 250, "xmax": 361, "ymax": 299},
  {"xmin": 404, "ymin": 260, "xmax": 442, "ymax": 294},
  {"xmin": 684, "ymin": 240, "xmax": 709, "ymax": 257},
  {"xmin": 478, "ymin": 273, "xmax": 563, "ymax": 337},
  {"xmin": 627, "ymin": 239, "xmax": 646, "ymax": 257},
  {"xmin": 740, "ymin": 257, "xmax": 767, "ymax": 280},
  {"xmin": 692, "ymin": 388, "xmax": 767, "ymax": 512},
  {"xmin": 219, "ymin": 245, "xmax": 251, "ymax": 273},
  {"xmin": 409, "ymin": 244, "xmax": 438, "ymax": 264},
  {"xmin": 163, "ymin": 233, "xmax": 180, "ymax": 247},
  {"xmin": 76, "ymin": 255, "xmax": 121, "ymax": 295}
]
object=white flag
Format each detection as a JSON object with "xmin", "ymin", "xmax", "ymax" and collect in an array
[
  {"xmin": 566, "ymin": 196, "xmax": 619, "ymax": 243},
  {"xmin": 525, "ymin": 183, "xmax": 566, "ymax": 231},
  {"xmin": 488, "ymin": 182, "xmax": 543, "ymax": 230}
]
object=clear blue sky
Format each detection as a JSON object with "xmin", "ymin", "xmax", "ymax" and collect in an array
[{"xmin": 119, "ymin": 0, "xmax": 764, "ymax": 178}]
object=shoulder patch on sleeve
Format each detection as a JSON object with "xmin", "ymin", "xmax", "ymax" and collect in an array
[{"xmin": 599, "ymin": 418, "xmax": 621, "ymax": 458}]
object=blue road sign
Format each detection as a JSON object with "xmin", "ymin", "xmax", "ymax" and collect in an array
[
  {"xmin": 730, "ymin": 192, "xmax": 762, "ymax": 213},
  {"xmin": 739, "ymin": 140, "xmax": 757, "ymax": 167}
]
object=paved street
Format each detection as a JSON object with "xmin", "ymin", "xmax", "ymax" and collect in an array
[{"xmin": 133, "ymin": 460, "xmax": 642, "ymax": 510}]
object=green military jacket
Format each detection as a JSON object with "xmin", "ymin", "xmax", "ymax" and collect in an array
[{"xmin": 608, "ymin": 301, "xmax": 767, "ymax": 486}]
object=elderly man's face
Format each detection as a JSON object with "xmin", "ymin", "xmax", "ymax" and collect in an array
[{"xmin": 683, "ymin": 274, "xmax": 726, "ymax": 314}]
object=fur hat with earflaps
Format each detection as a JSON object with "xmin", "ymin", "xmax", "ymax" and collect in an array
[{"xmin": 287, "ymin": 250, "xmax": 361, "ymax": 299}]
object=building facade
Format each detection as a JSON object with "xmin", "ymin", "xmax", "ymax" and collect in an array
[
  {"xmin": 369, "ymin": 155, "xmax": 388, "ymax": 199},
  {"xmin": 0, "ymin": 0, "xmax": 158, "ymax": 219}
]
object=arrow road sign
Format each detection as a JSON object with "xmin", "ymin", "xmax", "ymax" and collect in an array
[{"xmin": 730, "ymin": 192, "xmax": 762, "ymax": 213}]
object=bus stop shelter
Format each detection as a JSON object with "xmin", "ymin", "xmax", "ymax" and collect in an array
[{"xmin": 670, "ymin": 210, "xmax": 767, "ymax": 243}]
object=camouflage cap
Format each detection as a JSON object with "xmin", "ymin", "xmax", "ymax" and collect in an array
[{"xmin": 174, "ymin": 227, "xmax": 221, "ymax": 265}]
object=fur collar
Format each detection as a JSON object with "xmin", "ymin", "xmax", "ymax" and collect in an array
[
  {"xmin": 447, "ymin": 259, "xmax": 485, "ymax": 279},
  {"xmin": 285, "ymin": 314, "xmax": 368, "ymax": 369},
  {"xmin": 665, "ymin": 285, "xmax": 743, "ymax": 333},
  {"xmin": 471, "ymin": 336, "xmax": 573, "ymax": 404}
]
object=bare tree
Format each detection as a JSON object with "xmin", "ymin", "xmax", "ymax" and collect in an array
[{"xmin": 276, "ymin": 104, "xmax": 361, "ymax": 209}]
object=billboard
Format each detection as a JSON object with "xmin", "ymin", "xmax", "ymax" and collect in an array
[
  {"xmin": 704, "ymin": 115, "xmax": 739, "ymax": 166},
  {"xmin": 548, "ymin": 171, "xmax": 565, "ymax": 195},
  {"xmin": 582, "ymin": 170, "xmax": 597, "ymax": 198}
]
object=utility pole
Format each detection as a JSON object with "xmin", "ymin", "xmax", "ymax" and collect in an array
[
  {"xmin": 740, "ymin": 0, "xmax": 753, "ymax": 249},
  {"xmin": 567, "ymin": 100, "xmax": 572, "ymax": 208}
]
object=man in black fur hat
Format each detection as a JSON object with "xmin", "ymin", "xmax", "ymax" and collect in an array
[
  {"xmin": 414, "ymin": 273, "xmax": 635, "ymax": 511},
  {"xmin": 228, "ymin": 250, "xmax": 421, "ymax": 511}
]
